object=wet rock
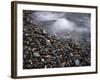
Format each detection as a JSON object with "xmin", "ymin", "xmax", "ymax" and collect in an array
[
  {"xmin": 25, "ymin": 33, "xmax": 29, "ymax": 36},
  {"xmin": 33, "ymin": 52, "xmax": 40, "ymax": 57},
  {"xmin": 32, "ymin": 48, "xmax": 36, "ymax": 52},
  {"xmin": 42, "ymin": 29, "xmax": 47, "ymax": 34},
  {"xmin": 45, "ymin": 55, "xmax": 51, "ymax": 58},
  {"xmin": 44, "ymin": 65, "xmax": 47, "ymax": 68},
  {"xmin": 70, "ymin": 53, "xmax": 74, "ymax": 56},
  {"xmin": 41, "ymin": 58, "xmax": 45, "ymax": 62},
  {"xmin": 74, "ymin": 59, "xmax": 80, "ymax": 66},
  {"xmin": 23, "ymin": 60, "xmax": 33, "ymax": 69},
  {"xmin": 61, "ymin": 62, "xmax": 66, "ymax": 67}
]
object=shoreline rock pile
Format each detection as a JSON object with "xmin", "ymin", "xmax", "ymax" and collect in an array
[{"xmin": 23, "ymin": 10, "xmax": 91, "ymax": 69}]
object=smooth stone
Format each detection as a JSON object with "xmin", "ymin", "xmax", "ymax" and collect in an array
[
  {"xmin": 70, "ymin": 53, "xmax": 74, "ymax": 56},
  {"xmin": 44, "ymin": 65, "xmax": 47, "ymax": 68},
  {"xmin": 23, "ymin": 54, "xmax": 27, "ymax": 59},
  {"xmin": 33, "ymin": 52, "xmax": 40, "ymax": 57},
  {"xmin": 25, "ymin": 33, "xmax": 29, "ymax": 36},
  {"xmin": 32, "ymin": 48, "xmax": 36, "ymax": 52},
  {"xmin": 75, "ymin": 59, "xmax": 80, "ymax": 65},
  {"xmin": 61, "ymin": 62, "xmax": 66, "ymax": 67},
  {"xmin": 45, "ymin": 55, "xmax": 51, "ymax": 58},
  {"xmin": 46, "ymin": 40, "xmax": 51, "ymax": 45},
  {"xmin": 43, "ymin": 29, "xmax": 47, "ymax": 34},
  {"xmin": 41, "ymin": 58, "xmax": 45, "ymax": 62},
  {"xmin": 28, "ymin": 60, "xmax": 33, "ymax": 65}
]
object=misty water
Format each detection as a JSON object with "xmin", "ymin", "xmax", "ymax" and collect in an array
[{"xmin": 32, "ymin": 11, "xmax": 91, "ymax": 42}]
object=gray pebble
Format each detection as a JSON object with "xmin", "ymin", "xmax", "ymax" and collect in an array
[
  {"xmin": 33, "ymin": 52, "xmax": 40, "ymax": 57},
  {"xmin": 75, "ymin": 59, "xmax": 80, "ymax": 65}
]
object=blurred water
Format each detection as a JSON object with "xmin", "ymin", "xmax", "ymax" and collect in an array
[{"xmin": 32, "ymin": 11, "xmax": 91, "ymax": 41}]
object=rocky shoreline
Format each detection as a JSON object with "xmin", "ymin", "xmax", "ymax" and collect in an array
[{"xmin": 23, "ymin": 10, "xmax": 91, "ymax": 69}]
